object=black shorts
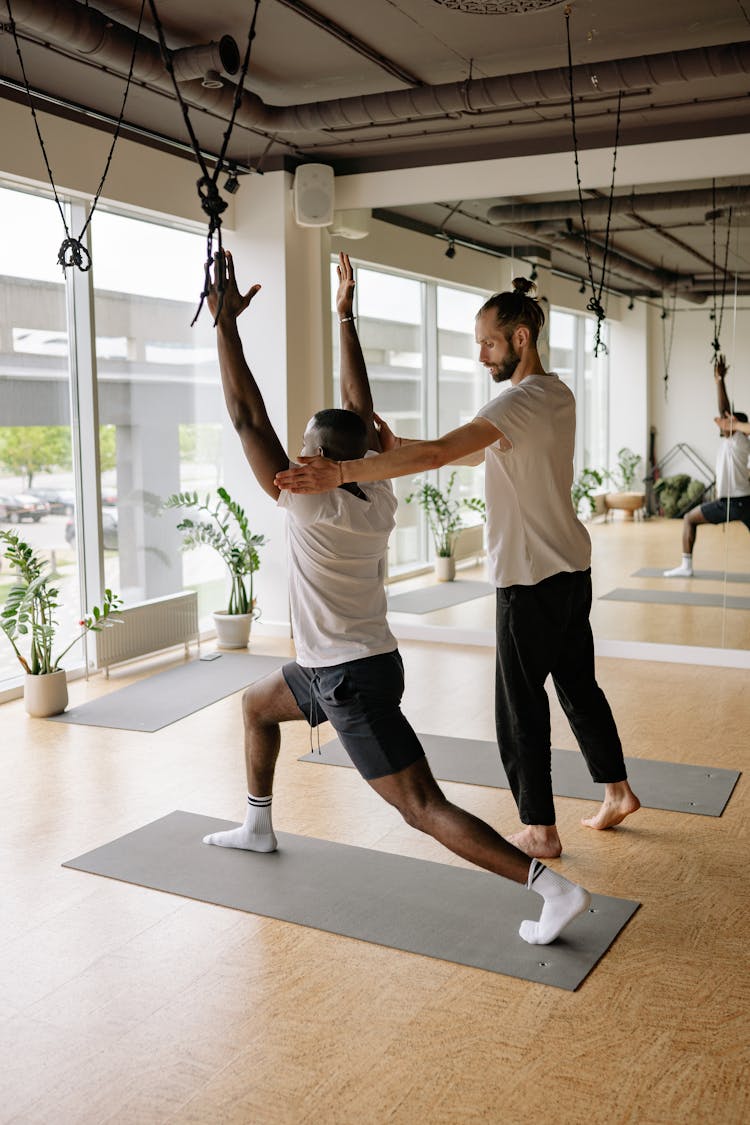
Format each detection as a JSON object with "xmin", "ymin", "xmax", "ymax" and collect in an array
[
  {"xmin": 700, "ymin": 495, "xmax": 750, "ymax": 528},
  {"xmin": 282, "ymin": 649, "xmax": 425, "ymax": 781}
]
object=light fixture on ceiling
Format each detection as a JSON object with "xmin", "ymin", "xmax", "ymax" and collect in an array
[
  {"xmin": 579, "ymin": 279, "xmax": 586, "ymax": 294},
  {"xmin": 445, "ymin": 240, "xmax": 456, "ymax": 259},
  {"xmin": 628, "ymin": 296, "xmax": 635, "ymax": 310},
  {"xmin": 530, "ymin": 265, "xmax": 538, "ymax": 281},
  {"xmin": 224, "ymin": 165, "xmax": 241, "ymax": 194}
]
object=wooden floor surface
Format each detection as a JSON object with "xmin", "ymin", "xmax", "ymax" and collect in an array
[{"xmin": 1, "ymin": 636, "xmax": 748, "ymax": 1124}]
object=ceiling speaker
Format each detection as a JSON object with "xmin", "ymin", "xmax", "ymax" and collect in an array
[{"xmin": 293, "ymin": 164, "xmax": 334, "ymax": 227}]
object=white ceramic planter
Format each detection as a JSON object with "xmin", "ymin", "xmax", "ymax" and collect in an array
[
  {"xmin": 24, "ymin": 669, "xmax": 68, "ymax": 717},
  {"xmin": 435, "ymin": 556, "xmax": 456, "ymax": 583},
  {"xmin": 212, "ymin": 610, "xmax": 254, "ymax": 649}
]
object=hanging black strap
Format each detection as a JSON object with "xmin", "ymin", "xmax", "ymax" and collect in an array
[
  {"xmin": 709, "ymin": 179, "xmax": 733, "ymax": 363},
  {"xmin": 564, "ymin": 5, "xmax": 622, "ymax": 358},
  {"xmin": 147, "ymin": 0, "xmax": 262, "ymax": 325},
  {"xmin": 6, "ymin": 0, "xmax": 147, "ymax": 272}
]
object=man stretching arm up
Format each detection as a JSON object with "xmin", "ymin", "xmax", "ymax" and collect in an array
[
  {"xmin": 202, "ymin": 250, "xmax": 594, "ymax": 945},
  {"xmin": 276, "ymin": 276, "xmax": 640, "ymax": 859}
]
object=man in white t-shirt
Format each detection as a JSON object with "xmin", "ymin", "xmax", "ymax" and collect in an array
[
  {"xmin": 201, "ymin": 250, "xmax": 594, "ymax": 947},
  {"xmin": 276, "ymin": 277, "xmax": 640, "ymax": 860},
  {"xmin": 664, "ymin": 354, "xmax": 750, "ymax": 577}
]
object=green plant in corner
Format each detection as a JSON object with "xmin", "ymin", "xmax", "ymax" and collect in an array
[
  {"xmin": 164, "ymin": 486, "xmax": 267, "ymax": 616},
  {"xmin": 607, "ymin": 446, "xmax": 642, "ymax": 492},
  {"xmin": 0, "ymin": 529, "xmax": 121, "ymax": 675},
  {"xmin": 571, "ymin": 467, "xmax": 606, "ymax": 518},
  {"xmin": 406, "ymin": 471, "xmax": 484, "ymax": 557}
]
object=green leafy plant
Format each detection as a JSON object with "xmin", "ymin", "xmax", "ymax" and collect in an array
[
  {"xmin": 653, "ymin": 474, "xmax": 707, "ymax": 518},
  {"xmin": 0, "ymin": 530, "xmax": 121, "ymax": 675},
  {"xmin": 406, "ymin": 471, "xmax": 484, "ymax": 557},
  {"xmin": 164, "ymin": 486, "xmax": 267, "ymax": 615},
  {"xmin": 572, "ymin": 467, "xmax": 606, "ymax": 517},
  {"xmin": 607, "ymin": 447, "xmax": 642, "ymax": 492}
]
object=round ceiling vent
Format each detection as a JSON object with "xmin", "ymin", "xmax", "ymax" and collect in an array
[{"xmin": 432, "ymin": 0, "xmax": 567, "ymax": 12}]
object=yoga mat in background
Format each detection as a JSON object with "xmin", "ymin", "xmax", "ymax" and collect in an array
[
  {"xmin": 49, "ymin": 653, "xmax": 287, "ymax": 732},
  {"xmin": 600, "ymin": 587, "xmax": 750, "ymax": 611},
  {"xmin": 300, "ymin": 733, "xmax": 740, "ymax": 816},
  {"xmin": 632, "ymin": 568, "xmax": 750, "ymax": 584},
  {"xmin": 386, "ymin": 580, "xmax": 495, "ymax": 614},
  {"xmin": 63, "ymin": 810, "xmax": 639, "ymax": 991}
]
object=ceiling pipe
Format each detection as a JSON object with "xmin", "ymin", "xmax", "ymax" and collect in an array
[
  {"xmin": 488, "ymin": 186, "xmax": 750, "ymax": 225},
  {"xmin": 8, "ymin": 0, "xmax": 750, "ymax": 135},
  {"xmin": 496, "ymin": 221, "xmax": 705, "ymax": 302}
]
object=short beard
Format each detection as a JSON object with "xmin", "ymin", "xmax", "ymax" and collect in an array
[{"xmin": 491, "ymin": 345, "xmax": 520, "ymax": 383}]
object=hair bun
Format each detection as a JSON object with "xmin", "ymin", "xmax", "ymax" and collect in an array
[{"xmin": 511, "ymin": 276, "xmax": 535, "ymax": 295}]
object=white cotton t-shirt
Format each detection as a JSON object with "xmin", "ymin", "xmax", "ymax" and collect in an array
[
  {"xmin": 715, "ymin": 432, "xmax": 750, "ymax": 498},
  {"xmin": 277, "ymin": 454, "xmax": 398, "ymax": 668},
  {"xmin": 476, "ymin": 373, "xmax": 592, "ymax": 588}
]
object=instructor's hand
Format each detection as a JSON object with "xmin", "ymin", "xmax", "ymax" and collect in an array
[{"xmin": 275, "ymin": 456, "xmax": 342, "ymax": 493}]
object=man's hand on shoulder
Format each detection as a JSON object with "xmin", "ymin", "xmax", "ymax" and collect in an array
[
  {"xmin": 275, "ymin": 456, "xmax": 343, "ymax": 494},
  {"xmin": 208, "ymin": 249, "xmax": 261, "ymax": 326}
]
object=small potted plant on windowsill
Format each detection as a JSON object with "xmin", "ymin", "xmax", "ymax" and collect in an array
[
  {"xmin": 0, "ymin": 530, "xmax": 122, "ymax": 717},
  {"xmin": 406, "ymin": 471, "xmax": 484, "ymax": 582},
  {"xmin": 572, "ymin": 467, "xmax": 606, "ymax": 520},
  {"xmin": 164, "ymin": 486, "xmax": 267, "ymax": 649},
  {"xmin": 604, "ymin": 446, "xmax": 645, "ymax": 521}
]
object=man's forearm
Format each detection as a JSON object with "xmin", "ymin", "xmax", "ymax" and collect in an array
[
  {"xmin": 716, "ymin": 376, "xmax": 731, "ymax": 416},
  {"xmin": 217, "ymin": 321, "xmax": 275, "ymax": 432},
  {"xmin": 339, "ymin": 319, "xmax": 374, "ymax": 418},
  {"xmin": 341, "ymin": 439, "xmax": 446, "ymax": 484}
]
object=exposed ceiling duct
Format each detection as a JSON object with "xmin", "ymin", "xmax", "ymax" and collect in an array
[
  {"xmin": 487, "ymin": 186, "xmax": 750, "ymax": 225},
  {"xmin": 8, "ymin": 0, "xmax": 750, "ymax": 136}
]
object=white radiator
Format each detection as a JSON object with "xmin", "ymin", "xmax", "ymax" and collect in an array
[
  {"xmin": 95, "ymin": 590, "xmax": 199, "ymax": 674},
  {"xmin": 453, "ymin": 523, "xmax": 485, "ymax": 563}
]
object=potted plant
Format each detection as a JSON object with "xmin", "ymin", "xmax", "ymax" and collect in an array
[
  {"xmin": 604, "ymin": 447, "xmax": 645, "ymax": 520},
  {"xmin": 406, "ymin": 471, "xmax": 484, "ymax": 582},
  {"xmin": 0, "ymin": 530, "xmax": 121, "ymax": 716},
  {"xmin": 571, "ymin": 467, "xmax": 606, "ymax": 519},
  {"xmin": 164, "ymin": 486, "xmax": 267, "ymax": 648}
]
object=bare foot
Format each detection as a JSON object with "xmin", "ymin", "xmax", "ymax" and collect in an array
[
  {"xmin": 581, "ymin": 781, "xmax": 641, "ymax": 831},
  {"xmin": 507, "ymin": 825, "xmax": 562, "ymax": 859}
]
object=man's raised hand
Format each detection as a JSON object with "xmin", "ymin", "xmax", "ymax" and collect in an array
[
  {"xmin": 208, "ymin": 249, "xmax": 261, "ymax": 325},
  {"xmin": 335, "ymin": 251, "xmax": 356, "ymax": 320}
]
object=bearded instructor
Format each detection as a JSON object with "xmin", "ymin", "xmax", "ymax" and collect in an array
[{"xmin": 276, "ymin": 274, "xmax": 640, "ymax": 859}]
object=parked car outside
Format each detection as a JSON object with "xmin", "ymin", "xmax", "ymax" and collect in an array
[
  {"xmin": 27, "ymin": 487, "xmax": 75, "ymax": 515},
  {"xmin": 65, "ymin": 508, "xmax": 119, "ymax": 550},
  {"xmin": 0, "ymin": 494, "xmax": 51, "ymax": 522}
]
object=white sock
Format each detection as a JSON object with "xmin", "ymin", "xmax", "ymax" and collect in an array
[
  {"xmin": 519, "ymin": 859, "xmax": 591, "ymax": 945},
  {"xmin": 663, "ymin": 554, "xmax": 693, "ymax": 577},
  {"xmin": 203, "ymin": 794, "xmax": 277, "ymax": 852}
]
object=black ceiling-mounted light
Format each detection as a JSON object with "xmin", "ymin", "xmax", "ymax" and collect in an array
[
  {"xmin": 579, "ymin": 279, "xmax": 586, "ymax": 293},
  {"xmin": 628, "ymin": 296, "xmax": 635, "ymax": 310},
  {"xmin": 224, "ymin": 165, "xmax": 241, "ymax": 194},
  {"xmin": 445, "ymin": 240, "xmax": 456, "ymax": 259},
  {"xmin": 530, "ymin": 265, "xmax": 538, "ymax": 281}
]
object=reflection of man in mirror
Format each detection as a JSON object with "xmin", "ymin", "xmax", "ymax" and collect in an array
[{"xmin": 664, "ymin": 355, "xmax": 750, "ymax": 577}]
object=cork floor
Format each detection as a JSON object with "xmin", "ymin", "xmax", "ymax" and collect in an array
[{"xmin": 1, "ymin": 631, "xmax": 747, "ymax": 1123}]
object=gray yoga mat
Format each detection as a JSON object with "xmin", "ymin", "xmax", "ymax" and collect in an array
[
  {"xmin": 600, "ymin": 587, "xmax": 750, "ymax": 610},
  {"xmin": 49, "ymin": 653, "xmax": 287, "ymax": 732},
  {"xmin": 63, "ymin": 810, "xmax": 639, "ymax": 991},
  {"xmin": 633, "ymin": 567, "xmax": 750, "ymax": 584},
  {"xmin": 300, "ymin": 733, "xmax": 740, "ymax": 817},
  {"xmin": 387, "ymin": 580, "xmax": 495, "ymax": 614}
]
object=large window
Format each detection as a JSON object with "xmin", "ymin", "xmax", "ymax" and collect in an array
[
  {"xmin": 90, "ymin": 211, "xmax": 225, "ymax": 617},
  {"xmin": 0, "ymin": 187, "xmax": 77, "ymax": 687},
  {"xmin": 0, "ymin": 185, "xmax": 227, "ymax": 691},
  {"xmin": 331, "ymin": 259, "xmax": 488, "ymax": 574},
  {"xmin": 550, "ymin": 309, "xmax": 609, "ymax": 474}
]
